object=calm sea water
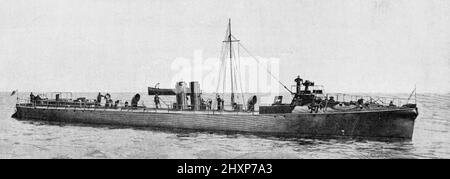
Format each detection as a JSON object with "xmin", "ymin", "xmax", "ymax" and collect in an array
[{"xmin": 0, "ymin": 92, "xmax": 449, "ymax": 159}]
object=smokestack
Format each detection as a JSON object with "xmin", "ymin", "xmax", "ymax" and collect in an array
[{"xmin": 190, "ymin": 81, "xmax": 200, "ymax": 110}]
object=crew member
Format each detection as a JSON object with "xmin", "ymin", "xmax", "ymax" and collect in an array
[
  {"xmin": 131, "ymin": 93, "xmax": 140, "ymax": 108},
  {"xmin": 108, "ymin": 99, "xmax": 113, "ymax": 108},
  {"xmin": 357, "ymin": 98, "xmax": 364, "ymax": 109},
  {"xmin": 34, "ymin": 95, "xmax": 42, "ymax": 105},
  {"xmin": 329, "ymin": 96, "xmax": 335, "ymax": 103},
  {"xmin": 105, "ymin": 93, "xmax": 111, "ymax": 108},
  {"xmin": 389, "ymin": 101, "xmax": 395, "ymax": 107},
  {"xmin": 216, "ymin": 95, "xmax": 222, "ymax": 110},
  {"xmin": 154, "ymin": 94, "xmax": 160, "ymax": 109},
  {"xmin": 247, "ymin": 95, "xmax": 257, "ymax": 112},
  {"xmin": 207, "ymin": 99, "xmax": 212, "ymax": 110},
  {"xmin": 30, "ymin": 92, "xmax": 35, "ymax": 103},
  {"xmin": 96, "ymin": 92, "xmax": 104, "ymax": 106}
]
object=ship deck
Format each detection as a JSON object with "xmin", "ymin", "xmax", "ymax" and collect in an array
[{"xmin": 16, "ymin": 103, "xmax": 417, "ymax": 116}]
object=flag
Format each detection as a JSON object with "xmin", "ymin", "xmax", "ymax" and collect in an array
[{"xmin": 10, "ymin": 89, "xmax": 18, "ymax": 96}]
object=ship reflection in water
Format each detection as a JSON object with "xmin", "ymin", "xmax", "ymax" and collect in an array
[{"xmin": 0, "ymin": 92, "xmax": 449, "ymax": 159}]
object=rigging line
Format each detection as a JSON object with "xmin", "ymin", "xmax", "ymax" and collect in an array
[
  {"xmin": 221, "ymin": 44, "xmax": 229, "ymax": 85},
  {"xmin": 220, "ymin": 48, "xmax": 228, "ymax": 97},
  {"xmin": 231, "ymin": 43, "xmax": 239, "ymax": 97},
  {"xmin": 224, "ymin": 23, "xmax": 230, "ymax": 42},
  {"xmin": 228, "ymin": 37, "xmax": 236, "ymax": 104},
  {"xmin": 228, "ymin": 43, "xmax": 234, "ymax": 90},
  {"xmin": 407, "ymin": 85, "xmax": 417, "ymax": 103},
  {"xmin": 222, "ymin": 44, "xmax": 228, "ymax": 98},
  {"xmin": 228, "ymin": 34, "xmax": 245, "ymax": 105},
  {"xmin": 158, "ymin": 96, "xmax": 170, "ymax": 108},
  {"xmin": 232, "ymin": 64, "xmax": 239, "ymax": 102},
  {"xmin": 219, "ymin": 46, "xmax": 225, "ymax": 95},
  {"xmin": 415, "ymin": 84, "xmax": 417, "ymax": 104},
  {"xmin": 238, "ymin": 41, "xmax": 293, "ymax": 94},
  {"xmin": 231, "ymin": 44, "xmax": 239, "ymax": 98},
  {"xmin": 236, "ymin": 43, "xmax": 246, "ymax": 106},
  {"xmin": 216, "ymin": 46, "xmax": 223, "ymax": 92},
  {"xmin": 230, "ymin": 34, "xmax": 245, "ymax": 104},
  {"xmin": 229, "ymin": 40, "xmax": 235, "ymax": 102},
  {"xmin": 215, "ymin": 44, "xmax": 226, "ymax": 94},
  {"xmin": 217, "ymin": 24, "xmax": 231, "ymax": 96}
]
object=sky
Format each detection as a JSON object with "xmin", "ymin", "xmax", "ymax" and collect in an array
[{"xmin": 0, "ymin": 0, "xmax": 449, "ymax": 93}]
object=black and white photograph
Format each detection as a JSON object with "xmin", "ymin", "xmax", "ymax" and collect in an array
[{"xmin": 0, "ymin": 0, "xmax": 449, "ymax": 162}]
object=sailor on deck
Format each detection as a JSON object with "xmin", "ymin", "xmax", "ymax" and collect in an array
[
  {"xmin": 154, "ymin": 94, "xmax": 160, "ymax": 109},
  {"xmin": 105, "ymin": 93, "xmax": 112, "ymax": 108},
  {"xmin": 389, "ymin": 101, "xmax": 396, "ymax": 107},
  {"xmin": 216, "ymin": 95, "xmax": 222, "ymax": 111},
  {"xmin": 131, "ymin": 93, "xmax": 140, "ymax": 108},
  {"xmin": 96, "ymin": 92, "xmax": 104, "ymax": 106},
  {"xmin": 30, "ymin": 92, "xmax": 35, "ymax": 103},
  {"xmin": 35, "ymin": 95, "xmax": 42, "ymax": 104},
  {"xmin": 207, "ymin": 99, "xmax": 212, "ymax": 110}
]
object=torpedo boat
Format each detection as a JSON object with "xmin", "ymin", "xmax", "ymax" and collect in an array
[{"xmin": 12, "ymin": 20, "xmax": 418, "ymax": 140}]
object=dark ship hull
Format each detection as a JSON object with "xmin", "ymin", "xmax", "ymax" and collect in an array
[{"xmin": 13, "ymin": 105, "xmax": 417, "ymax": 139}]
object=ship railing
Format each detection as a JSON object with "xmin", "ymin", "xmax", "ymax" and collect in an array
[
  {"xmin": 17, "ymin": 98, "xmax": 100, "ymax": 109},
  {"xmin": 16, "ymin": 98, "xmax": 258, "ymax": 115},
  {"xmin": 17, "ymin": 97, "xmax": 110, "ymax": 110},
  {"xmin": 143, "ymin": 103, "xmax": 257, "ymax": 115},
  {"xmin": 128, "ymin": 102, "xmax": 259, "ymax": 115},
  {"xmin": 326, "ymin": 93, "xmax": 416, "ymax": 107},
  {"xmin": 16, "ymin": 93, "xmax": 416, "ymax": 114}
]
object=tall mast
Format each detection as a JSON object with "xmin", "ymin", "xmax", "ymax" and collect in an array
[
  {"xmin": 218, "ymin": 18, "xmax": 240, "ymax": 107},
  {"xmin": 229, "ymin": 19, "xmax": 235, "ymax": 105}
]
